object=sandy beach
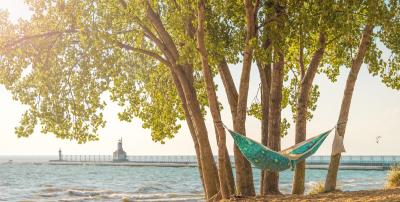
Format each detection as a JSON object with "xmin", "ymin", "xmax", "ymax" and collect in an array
[{"xmin": 228, "ymin": 188, "xmax": 400, "ymax": 201}]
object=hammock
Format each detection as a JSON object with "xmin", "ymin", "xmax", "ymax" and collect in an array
[{"xmin": 225, "ymin": 126, "xmax": 333, "ymax": 172}]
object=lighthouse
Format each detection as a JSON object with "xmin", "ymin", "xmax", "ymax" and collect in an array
[
  {"xmin": 113, "ymin": 138, "xmax": 127, "ymax": 162},
  {"xmin": 58, "ymin": 148, "xmax": 63, "ymax": 161}
]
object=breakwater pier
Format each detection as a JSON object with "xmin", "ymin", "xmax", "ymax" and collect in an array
[
  {"xmin": 47, "ymin": 139, "xmax": 400, "ymax": 170},
  {"xmin": 49, "ymin": 155, "xmax": 400, "ymax": 170}
]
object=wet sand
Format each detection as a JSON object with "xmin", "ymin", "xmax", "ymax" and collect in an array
[{"xmin": 228, "ymin": 188, "xmax": 400, "ymax": 201}]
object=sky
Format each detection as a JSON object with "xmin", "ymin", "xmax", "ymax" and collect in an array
[{"xmin": 0, "ymin": 0, "xmax": 399, "ymax": 156}]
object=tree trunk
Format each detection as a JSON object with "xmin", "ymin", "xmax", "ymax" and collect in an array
[
  {"xmin": 256, "ymin": 35, "xmax": 272, "ymax": 196},
  {"xmin": 171, "ymin": 73, "xmax": 206, "ymax": 193},
  {"xmin": 325, "ymin": 24, "xmax": 374, "ymax": 192},
  {"xmin": 197, "ymin": 0, "xmax": 232, "ymax": 199},
  {"xmin": 225, "ymin": 151, "xmax": 235, "ymax": 194},
  {"xmin": 232, "ymin": 0, "xmax": 258, "ymax": 196},
  {"xmin": 257, "ymin": 61, "xmax": 272, "ymax": 195},
  {"xmin": 265, "ymin": 52, "xmax": 284, "ymax": 194},
  {"xmin": 143, "ymin": 2, "xmax": 222, "ymax": 200},
  {"xmin": 174, "ymin": 67, "xmax": 221, "ymax": 199},
  {"xmin": 218, "ymin": 60, "xmax": 238, "ymax": 118},
  {"xmin": 217, "ymin": 59, "xmax": 237, "ymax": 193},
  {"xmin": 219, "ymin": 58, "xmax": 258, "ymax": 196},
  {"xmin": 292, "ymin": 33, "xmax": 326, "ymax": 195}
]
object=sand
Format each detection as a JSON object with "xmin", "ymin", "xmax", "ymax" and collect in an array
[{"xmin": 227, "ymin": 188, "xmax": 400, "ymax": 202}]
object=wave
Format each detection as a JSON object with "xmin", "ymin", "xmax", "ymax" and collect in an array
[
  {"xmin": 0, "ymin": 182, "xmax": 12, "ymax": 186},
  {"xmin": 58, "ymin": 196, "xmax": 97, "ymax": 202},
  {"xmin": 135, "ymin": 182, "xmax": 174, "ymax": 193},
  {"xmin": 38, "ymin": 193, "xmax": 59, "ymax": 198},
  {"xmin": 37, "ymin": 187, "xmax": 204, "ymax": 202},
  {"xmin": 67, "ymin": 189, "xmax": 114, "ymax": 197},
  {"xmin": 41, "ymin": 187, "xmax": 63, "ymax": 193},
  {"xmin": 129, "ymin": 197, "xmax": 204, "ymax": 202},
  {"xmin": 124, "ymin": 193, "xmax": 204, "ymax": 202}
]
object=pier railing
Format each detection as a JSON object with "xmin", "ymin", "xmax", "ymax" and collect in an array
[
  {"xmin": 60, "ymin": 155, "xmax": 400, "ymax": 166},
  {"xmin": 62, "ymin": 155, "xmax": 113, "ymax": 162},
  {"xmin": 307, "ymin": 155, "xmax": 400, "ymax": 168}
]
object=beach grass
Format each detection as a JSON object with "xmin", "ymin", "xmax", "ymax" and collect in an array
[
  {"xmin": 386, "ymin": 165, "xmax": 400, "ymax": 188},
  {"xmin": 308, "ymin": 182, "xmax": 325, "ymax": 195}
]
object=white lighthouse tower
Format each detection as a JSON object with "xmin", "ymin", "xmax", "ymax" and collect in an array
[
  {"xmin": 58, "ymin": 148, "xmax": 63, "ymax": 161},
  {"xmin": 113, "ymin": 138, "xmax": 127, "ymax": 162}
]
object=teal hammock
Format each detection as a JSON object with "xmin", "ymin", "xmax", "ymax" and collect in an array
[{"xmin": 225, "ymin": 126, "xmax": 333, "ymax": 172}]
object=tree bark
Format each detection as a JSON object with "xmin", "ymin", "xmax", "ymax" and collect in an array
[
  {"xmin": 120, "ymin": 1, "xmax": 226, "ymax": 200},
  {"xmin": 325, "ymin": 24, "xmax": 374, "ymax": 192},
  {"xmin": 218, "ymin": 60, "xmax": 238, "ymax": 119},
  {"xmin": 170, "ymin": 73, "xmax": 205, "ymax": 191},
  {"xmin": 256, "ymin": 35, "xmax": 272, "ymax": 196},
  {"xmin": 197, "ymin": 0, "xmax": 232, "ymax": 199},
  {"xmin": 174, "ymin": 67, "xmax": 220, "ymax": 199},
  {"xmin": 231, "ymin": 0, "xmax": 258, "ymax": 196},
  {"xmin": 257, "ymin": 61, "xmax": 272, "ymax": 195},
  {"xmin": 292, "ymin": 32, "xmax": 326, "ymax": 195},
  {"xmin": 217, "ymin": 59, "xmax": 237, "ymax": 194},
  {"xmin": 265, "ymin": 51, "xmax": 284, "ymax": 194}
]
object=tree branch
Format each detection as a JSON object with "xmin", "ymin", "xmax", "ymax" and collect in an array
[
  {"xmin": 145, "ymin": 1, "xmax": 179, "ymax": 61},
  {"xmin": 302, "ymin": 32, "xmax": 326, "ymax": 84},
  {"xmin": 1, "ymin": 29, "xmax": 77, "ymax": 51},
  {"xmin": 118, "ymin": 0, "xmax": 127, "ymax": 9},
  {"xmin": 117, "ymin": 1, "xmax": 176, "ymax": 67},
  {"xmin": 299, "ymin": 44, "xmax": 305, "ymax": 79},
  {"xmin": 218, "ymin": 59, "xmax": 238, "ymax": 118},
  {"xmin": 116, "ymin": 41, "xmax": 171, "ymax": 67}
]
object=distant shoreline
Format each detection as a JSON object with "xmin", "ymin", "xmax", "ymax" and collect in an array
[
  {"xmin": 46, "ymin": 161, "xmax": 386, "ymax": 170},
  {"xmin": 1, "ymin": 155, "xmax": 399, "ymax": 170}
]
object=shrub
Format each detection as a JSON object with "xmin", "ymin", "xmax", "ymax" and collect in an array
[
  {"xmin": 386, "ymin": 165, "xmax": 400, "ymax": 188},
  {"xmin": 308, "ymin": 182, "xmax": 326, "ymax": 195}
]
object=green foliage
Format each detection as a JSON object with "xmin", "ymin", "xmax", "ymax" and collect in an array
[
  {"xmin": 0, "ymin": 0, "xmax": 398, "ymax": 144},
  {"xmin": 372, "ymin": 1, "xmax": 400, "ymax": 90},
  {"xmin": 0, "ymin": 7, "xmax": 110, "ymax": 143},
  {"xmin": 109, "ymin": 61, "xmax": 185, "ymax": 144},
  {"xmin": 280, "ymin": 118, "xmax": 290, "ymax": 137},
  {"xmin": 0, "ymin": 0, "xmax": 207, "ymax": 143},
  {"xmin": 247, "ymin": 103, "xmax": 262, "ymax": 120},
  {"xmin": 247, "ymin": 102, "xmax": 290, "ymax": 137},
  {"xmin": 250, "ymin": 0, "xmax": 399, "ymax": 130}
]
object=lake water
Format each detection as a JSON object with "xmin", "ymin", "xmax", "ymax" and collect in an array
[{"xmin": 0, "ymin": 156, "xmax": 389, "ymax": 201}]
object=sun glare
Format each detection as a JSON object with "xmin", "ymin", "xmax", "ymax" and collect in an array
[{"xmin": 0, "ymin": 0, "xmax": 32, "ymax": 22}]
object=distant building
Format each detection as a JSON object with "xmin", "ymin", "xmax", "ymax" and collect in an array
[
  {"xmin": 113, "ymin": 138, "xmax": 127, "ymax": 162},
  {"xmin": 59, "ymin": 148, "xmax": 63, "ymax": 161}
]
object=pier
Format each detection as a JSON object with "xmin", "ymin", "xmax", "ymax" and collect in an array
[
  {"xmin": 48, "ymin": 140, "xmax": 400, "ymax": 170},
  {"xmin": 49, "ymin": 155, "xmax": 400, "ymax": 170}
]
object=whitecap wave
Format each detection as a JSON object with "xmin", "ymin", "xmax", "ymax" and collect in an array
[
  {"xmin": 125, "ymin": 193, "xmax": 204, "ymax": 202},
  {"xmin": 67, "ymin": 189, "xmax": 114, "ymax": 197},
  {"xmin": 37, "ymin": 187, "xmax": 204, "ymax": 202},
  {"xmin": 135, "ymin": 186, "xmax": 164, "ymax": 193},
  {"xmin": 41, "ymin": 187, "xmax": 63, "ymax": 193}
]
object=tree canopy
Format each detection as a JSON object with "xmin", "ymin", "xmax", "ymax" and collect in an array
[{"xmin": 0, "ymin": 0, "xmax": 399, "ymax": 199}]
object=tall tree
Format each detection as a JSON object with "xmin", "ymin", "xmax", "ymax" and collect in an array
[
  {"xmin": 287, "ymin": 1, "xmax": 373, "ymax": 194},
  {"xmin": 248, "ymin": 1, "xmax": 389, "ymax": 194},
  {"xmin": 207, "ymin": 0, "xmax": 260, "ymax": 195},
  {"xmin": 324, "ymin": 24, "xmax": 374, "ymax": 192},
  {"xmin": 2, "ymin": 1, "xmax": 399, "ymax": 199},
  {"xmin": 263, "ymin": 1, "xmax": 287, "ymax": 193},
  {"xmin": 325, "ymin": 0, "xmax": 400, "ymax": 191},
  {"xmin": 230, "ymin": 0, "xmax": 259, "ymax": 196},
  {"xmin": 196, "ymin": 0, "xmax": 234, "ymax": 198},
  {"xmin": 0, "ymin": 0, "xmax": 223, "ymax": 199}
]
